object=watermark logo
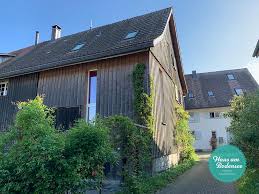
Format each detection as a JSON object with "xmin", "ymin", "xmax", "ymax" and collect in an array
[{"xmin": 208, "ymin": 145, "xmax": 246, "ymax": 183}]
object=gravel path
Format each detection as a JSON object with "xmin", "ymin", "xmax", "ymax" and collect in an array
[{"xmin": 157, "ymin": 153, "xmax": 237, "ymax": 194}]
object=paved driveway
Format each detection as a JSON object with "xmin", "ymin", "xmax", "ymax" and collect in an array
[{"xmin": 157, "ymin": 153, "xmax": 237, "ymax": 194}]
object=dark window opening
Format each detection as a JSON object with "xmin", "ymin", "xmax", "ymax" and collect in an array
[{"xmin": 55, "ymin": 107, "xmax": 81, "ymax": 131}]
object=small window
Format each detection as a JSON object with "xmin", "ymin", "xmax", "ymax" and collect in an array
[
  {"xmin": 210, "ymin": 112, "xmax": 215, "ymax": 118},
  {"xmin": 218, "ymin": 137, "xmax": 224, "ymax": 144},
  {"xmin": 210, "ymin": 112, "xmax": 220, "ymax": 118},
  {"xmin": 71, "ymin": 43, "xmax": 85, "ymax": 51},
  {"xmin": 208, "ymin": 91, "xmax": 214, "ymax": 97},
  {"xmin": 188, "ymin": 91, "xmax": 194, "ymax": 98},
  {"xmin": 124, "ymin": 31, "xmax": 138, "ymax": 39},
  {"xmin": 227, "ymin": 74, "xmax": 235, "ymax": 80},
  {"xmin": 87, "ymin": 71, "xmax": 97, "ymax": 122},
  {"xmin": 0, "ymin": 81, "xmax": 8, "ymax": 96},
  {"xmin": 234, "ymin": 88, "xmax": 243, "ymax": 96}
]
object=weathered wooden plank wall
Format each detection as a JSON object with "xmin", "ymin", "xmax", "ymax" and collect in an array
[
  {"xmin": 150, "ymin": 21, "xmax": 183, "ymax": 158},
  {"xmin": 37, "ymin": 52, "xmax": 149, "ymax": 120},
  {"xmin": 0, "ymin": 74, "xmax": 39, "ymax": 131},
  {"xmin": 97, "ymin": 52, "xmax": 149, "ymax": 119}
]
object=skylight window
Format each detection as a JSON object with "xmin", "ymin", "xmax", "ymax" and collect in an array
[
  {"xmin": 208, "ymin": 91, "xmax": 214, "ymax": 97},
  {"xmin": 124, "ymin": 31, "xmax": 138, "ymax": 39},
  {"xmin": 71, "ymin": 43, "xmax": 85, "ymax": 51},
  {"xmin": 188, "ymin": 91, "xmax": 194, "ymax": 98},
  {"xmin": 227, "ymin": 73, "xmax": 235, "ymax": 80},
  {"xmin": 234, "ymin": 88, "xmax": 243, "ymax": 96}
]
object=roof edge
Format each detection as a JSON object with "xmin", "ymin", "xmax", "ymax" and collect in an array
[{"xmin": 252, "ymin": 40, "xmax": 259, "ymax": 57}]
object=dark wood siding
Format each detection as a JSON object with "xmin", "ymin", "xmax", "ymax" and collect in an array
[
  {"xmin": 97, "ymin": 52, "xmax": 149, "ymax": 118},
  {"xmin": 0, "ymin": 74, "xmax": 39, "ymax": 131},
  {"xmin": 37, "ymin": 52, "xmax": 149, "ymax": 120}
]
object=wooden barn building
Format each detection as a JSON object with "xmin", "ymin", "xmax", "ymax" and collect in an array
[{"xmin": 0, "ymin": 8, "xmax": 186, "ymax": 172}]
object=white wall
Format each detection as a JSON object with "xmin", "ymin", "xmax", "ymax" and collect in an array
[{"xmin": 188, "ymin": 107, "xmax": 231, "ymax": 151}]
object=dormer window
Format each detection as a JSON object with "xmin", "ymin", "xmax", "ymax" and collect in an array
[
  {"xmin": 227, "ymin": 74, "xmax": 235, "ymax": 80},
  {"xmin": 208, "ymin": 91, "xmax": 214, "ymax": 97},
  {"xmin": 188, "ymin": 91, "xmax": 194, "ymax": 98},
  {"xmin": 234, "ymin": 88, "xmax": 243, "ymax": 96},
  {"xmin": 0, "ymin": 54, "xmax": 15, "ymax": 64},
  {"xmin": 124, "ymin": 31, "xmax": 138, "ymax": 39},
  {"xmin": 0, "ymin": 81, "xmax": 8, "ymax": 96},
  {"xmin": 71, "ymin": 43, "xmax": 85, "ymax": 51}
]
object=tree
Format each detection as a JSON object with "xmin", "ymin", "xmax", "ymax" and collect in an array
[{"xmin": 225, "ymin": 91, "xmax": 259, "ymax": 168}]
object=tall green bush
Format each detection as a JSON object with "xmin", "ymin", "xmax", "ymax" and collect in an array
[
  {"xmin": 175, "ymin": 105, "xmax": 197, "ymax": 162},
  {"xmin": 225, "ymin": 91, "xmax": 259, "ymax": 168},
  {"xmin": 104, "ymin": 116, "xmax": 150, "ymax": 177},
  {"xmin": 0, "ymin": 97, "xmax": 113, "ymax": 193},
  {"xmin": 225, "ymin": 91, "xmax": 259, "ymax": 193},
  {"xmin": 0, "ymin": 97, "xmax": 70, "ymax": 194},
  {"xmin": 65, "ymin": 119, "xmax": 115, "ymax": 190}
]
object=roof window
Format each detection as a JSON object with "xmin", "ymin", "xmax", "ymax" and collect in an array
[
  {"xmin": 188, "ymin": 91, "xmax": 194, "ymax": 98},
  {"xmin": 234, "ymin": 88, "xmax": 243, "ymax": 96},
  {"xmin": 71, "ymin": 43, "xmax": 85, "ymax": 51},
  {"xmin": 227, "ymin": 73, "xmax": 235, "ymax": 80},
  {"xmin": 124, "ymin": 31, "xmax": 138, "ymax": 39},
  {"xmin": 208, "ymin": 91, "xmax": 214, "ymax": 97}
]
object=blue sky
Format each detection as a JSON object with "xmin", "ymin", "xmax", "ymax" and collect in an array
[{"xmin": 1, "ymin": 0, "xmax": 259, "ymax": 82}]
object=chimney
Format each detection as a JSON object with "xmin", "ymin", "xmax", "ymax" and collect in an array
[
  {"xmin": 51, "ymin": 25, "xmax": 61, "ymax": 40},
  {"xmin": 192, "ymin": 70, "xmax": 197, "ymax": 78},
  {"xmin": 35, "ymin": 31, "xmax": 40, "ymax": 45}
]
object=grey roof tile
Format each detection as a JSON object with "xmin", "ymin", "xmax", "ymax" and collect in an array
[
  {"xmin": 184, "ymin": 68, "xmax": 259, "ymax": 110},
  {"xmin": 0, "ymin": 8, "xmax": 172, "ymax": 79}
]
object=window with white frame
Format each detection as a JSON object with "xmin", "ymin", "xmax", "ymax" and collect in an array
[
  {"xmin": 0, "ymin": 81, "xmax": 8, "ymax": 96},
  {"xmin": 87, "ymin": 71, "xmax": 97, "ymax": 122}
]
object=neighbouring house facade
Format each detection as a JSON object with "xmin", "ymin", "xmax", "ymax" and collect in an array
[
  {"xmin": 184, "ymin": 69, "xmax": 258, "ymax": 151},
  {"xmin": 0, "ymin": 8, "xmax": 187, "ymax": 172}
]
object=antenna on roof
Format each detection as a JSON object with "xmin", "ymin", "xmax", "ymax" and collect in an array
[{"xmin": 90, "ymin": 20, "xmax": 93, "ymax": 30}]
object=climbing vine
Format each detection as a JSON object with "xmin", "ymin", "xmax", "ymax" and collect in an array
[
  {"xmin": 132, "ymin": 63, "xmax": 154, "ymax": 131},
  {"xmin": 132, "ymin": 63, "xmax": 154, "ymax": 172},
  {"xmin": 175, "ymin": 105, "xmax": 198, "ymax": 162}
]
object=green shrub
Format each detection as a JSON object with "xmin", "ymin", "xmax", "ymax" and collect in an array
[
  {"xmin": 104, "ymin": 116, "xmax": 151, "ymax": 177},
  {"xmin": 237, "ymin": 168, "xmax": 259, "ymax": 194},
  {"xmin": 225, "ymin": 91, "xmax": 259, "ymax": 168},
  {"xmin": 175, "ymin": 105, "xmax": 198, "ymax": 162},
  {"xmin": 0, "ymin": 97, "xmax": 114, "ymax": 193},
  {"xmin": 65, "ymin": 119, "xmax": 115, "ymax": 190},
  {"xmin": 119, "ymin": 160, "xmax": 196, "ymax": 194},
  {"xmin": 0, "ymin": 97, "xmax": 70, "ymax": 194}
]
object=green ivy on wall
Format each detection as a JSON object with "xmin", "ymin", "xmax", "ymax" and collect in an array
[{"xmin": 132, "ymin": 63, "xmax": 154, "ymax": 132}]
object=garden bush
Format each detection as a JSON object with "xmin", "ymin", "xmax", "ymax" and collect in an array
[
  {"xmin": 225, "ymin": 91, "xmax": 259, "ymax": 192},
  {"xmin": 225, "ymin": 91, "xmax": 259, "ymax": 168},
  {"xmin": 0, "ymin": 97, "xmax": 113, "ymax": 193}
]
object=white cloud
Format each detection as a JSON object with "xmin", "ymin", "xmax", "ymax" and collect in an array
[{"xmin": 245, "ymin": 59, "xmax": 259, "ymax": 84}]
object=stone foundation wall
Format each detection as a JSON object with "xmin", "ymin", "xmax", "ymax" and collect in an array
[{"xmin": 152, "ymin": 152, "xmax": 180, "ymax": 173}]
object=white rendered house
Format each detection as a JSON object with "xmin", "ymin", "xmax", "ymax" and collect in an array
[{"xmin": 184, "ymin": 69, "xmax": 258, "ymax": 151}]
